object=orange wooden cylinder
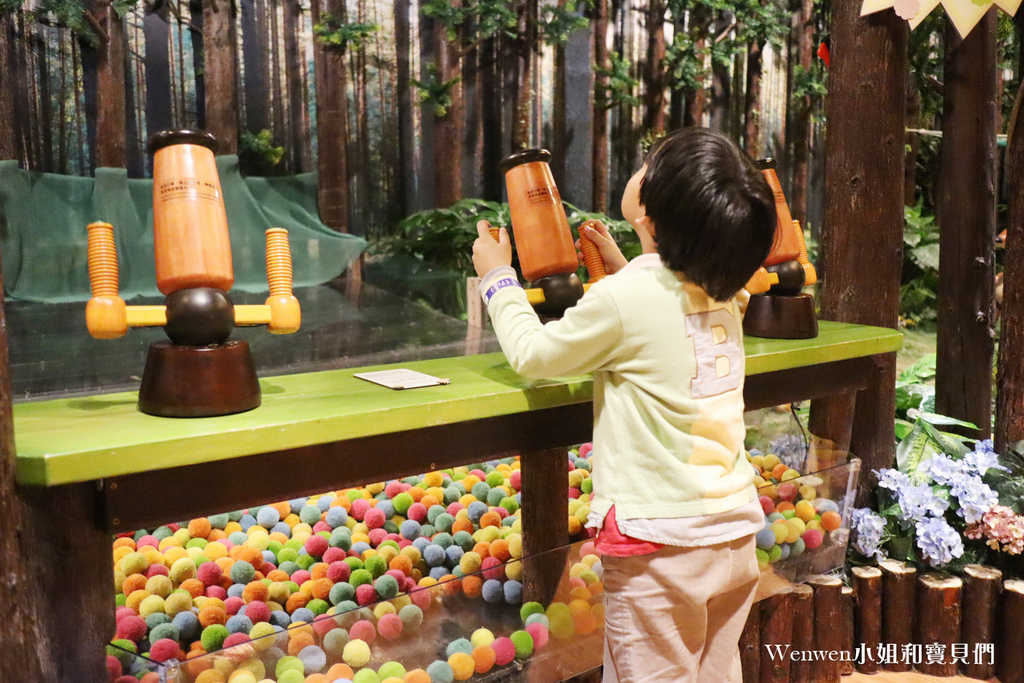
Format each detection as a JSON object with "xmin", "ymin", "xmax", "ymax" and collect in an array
[
  {"xmin": 149, "ymin": 130, "xmax": 234, "ymax": 295},
  {"xmin": 500, "ymin": 149, "xmax": 578, "ymax": 282},
  {"xmin": 756, "ymin": 159, "xmax": 801, "ymax": 267}
]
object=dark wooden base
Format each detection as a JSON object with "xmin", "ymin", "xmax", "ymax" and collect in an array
[
  {"xmin": 138, "ymin": 340, "xmax": 261, "ymax": 417},
  {"xmin": 743, "ymin": 293, "xmax": 819, "ymax": 339}
]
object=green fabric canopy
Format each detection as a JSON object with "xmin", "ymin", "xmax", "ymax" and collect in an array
[{"xmin": 0, "ymin": 156, "xmax": 366, "ymax": 302}]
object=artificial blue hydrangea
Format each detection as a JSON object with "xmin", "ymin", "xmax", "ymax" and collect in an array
[
  {"xmin": 949, "ymin": 476, "xmax": 999, "ymax": 524},
  {"xmin": 851, "ymin": 508, "xmax": 887, "ymax": 560},
  {"xmin": 875, "ymin": 468, "xmax": 911, "ymax": 493},
  {"xmin": 962, "ymin": 446, "xmax": 1003, "ymax": 479},
  {"xmin": 896, "ymin": 481, "xmax": 949, "ymax": 523},
  {"xmin": 914, "ymin": 517, "xmax": 964, "ymax": 567},
  {"xmin": 917, "ymin": 455, "xmax": 968, "ymax": 486}
]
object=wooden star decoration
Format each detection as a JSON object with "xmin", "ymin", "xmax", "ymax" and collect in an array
[{"xmin": 861, "ymin": 0, "xmax": 1022, "ymax": 38}]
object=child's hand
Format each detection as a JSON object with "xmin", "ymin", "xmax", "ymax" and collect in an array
[
  {"xmin": 576, "ymin": 220, "xmax": 628, "ymax": 275},
  {"xmin": 473, "ymin": 220, "xmax": 513, "ymax": 278}
]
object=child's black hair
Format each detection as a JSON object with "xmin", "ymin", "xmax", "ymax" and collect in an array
[{"xmin": 639, "ymin": 127, "xmax": 776, "ymax": 302}]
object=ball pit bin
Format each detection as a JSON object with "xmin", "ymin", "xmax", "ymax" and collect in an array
[
  {"xmin": 750, "ymin": 437, "xmax": 861, "ymax": 585},
  {"xmin": 146, "ymin": 541, "xmax": 605, "ymax": 683},
  {"xmin": 8, "ymin": 322, "xmax": 902, "ymax": 679}
]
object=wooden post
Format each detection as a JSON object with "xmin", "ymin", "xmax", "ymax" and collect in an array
[
  {"xmin": 591, "ymin": 0, "xmax": 608, "ymax": 214},
  {"xmin": 840, "ymin": 585, "xmax": 855, "ymax": 675},
  {"xmin": 852, "ymin": 566, "xmax": 882, "ymax": 674},
  {"xmin": 0, "ymin": 249, "xmax": 113, "ymax": 679},
  {"xmin": 961, "ymin": 565, "xmax": 1001, "ymax": 679},
  {"xmin": 996, "ymin": 79, "xmax": 1024, "ymax": 450},
  {"xmin": 739, "ymin": 600, "xmax": 761, "ymax": 683},
  {"xmin": 758, "ymin": 588, "xmax": 793, "ymax": 683},
  {"xmin": 789, "ymin": 584, "xmax": 815, "ymax": 682},
  {"xmin": 916, "ymin": 573, "xmax": 961, "ymax": 676},
  {"xmin": 811, "ymin": 0, "xmax": 906, "ymax": 478},
  {"xmin": 203, "ymin": 0, "xmax": 239, "ymax": 154},
  {"xmin": 879, "ymin": 559, "xmax": 916, "ymax": 672},
  {"xmin": 809, "ymin": 575, "xmax": 843, "ymax": 682},
  {"xmin": 520, "ymin": 447, "xmax": 569, "ymax": 604},
  {"xmin": 996, "ymin": 580, "xmax": 1024, "ymax": 683},
  {"xmin": 935, "ymin": 10, "xmax": 998, "ymax": 437}
]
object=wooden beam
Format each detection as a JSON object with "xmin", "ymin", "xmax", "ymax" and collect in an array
[
  {"xmin": 813, "ymin": 0, "xmax": 907, "ymax": 476},
  {"xmin": 935, "ymin": 10, "xmax": 997, "ymax": 438}
]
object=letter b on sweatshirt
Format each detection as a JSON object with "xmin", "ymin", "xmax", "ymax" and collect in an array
[{"xmin": 685, "ymin": 309, "xmax": 743, "ymax": 399}]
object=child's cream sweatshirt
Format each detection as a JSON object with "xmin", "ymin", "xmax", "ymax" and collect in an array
[{"xmin": 485, "ymin": 256, "xmax": 759, "ymax": 524}]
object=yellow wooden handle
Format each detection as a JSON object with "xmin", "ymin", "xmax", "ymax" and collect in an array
[
  {"xmin": 791, "ymin": 220, "xmax": 818, "ymax": 286},
  {"xmin": 125, "ymin": 306, "xmax": 168, "ymax": 327},
  {"xmin": 524, "ymin": 283, "xmax": 591, "ymax": 306},
  {"xmin": 235, "ymin": 305, "xmax": 272, "ymax": 326},
  {"xmin": 746, "ymin": 268, "xmax": 780, "ymax": 296}
]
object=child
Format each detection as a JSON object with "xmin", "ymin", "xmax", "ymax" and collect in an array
[{"xmin": 472, "ymin": 127, "xmax": 776, "ymax": 682}]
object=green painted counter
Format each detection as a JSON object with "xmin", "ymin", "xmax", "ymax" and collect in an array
[{"xmin": 14, "ymin": 320, "xmax": 902, "ymax": 486}]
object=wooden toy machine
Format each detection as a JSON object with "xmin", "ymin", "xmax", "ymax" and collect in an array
[
  {"xmin": 491, "ymin": 149, "xmax": 606, "ymax": 316},
  {"xmin": 85, "ymin": 130, "xmax": 301, "ymax": 417},
  {"xmin": 743, "ymin": 158, "xmax": 819, "ymax": 339}
]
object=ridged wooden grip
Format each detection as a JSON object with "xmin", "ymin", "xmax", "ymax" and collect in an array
[
  {"xmin": 489, "ymin": 226, "xmax": 501, "ymax": 242},
  {"xmin": 87, "ymin": 222, "xmax": 119, "ymax": 297},
  {"xmin": 265, "ymin": 228, "xmax": 293, "ymax": 296},
  {"xmin": 578, "ymin": 221, "xmax": 607, "ymax": 282},
  {"xmin": 791, "ymin": 219, "xmax": 818, "ymax": 286}
]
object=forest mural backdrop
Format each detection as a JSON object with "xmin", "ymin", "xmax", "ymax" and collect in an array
[{"xmin": 0, "ymin": 1, "xmax": 1019, "ymax": 242}]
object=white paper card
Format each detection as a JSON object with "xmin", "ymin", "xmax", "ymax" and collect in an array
[{"xmin": 353, "ymin": 369, "xmax": 451, "ymax": 390}]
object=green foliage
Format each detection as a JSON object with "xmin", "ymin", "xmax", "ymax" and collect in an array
[
  {"xmin": 238, "ymin": 130, "xmax": 284, "ymax": 176},
  {"xmin": 411, "ymin": 64, "xmax": 461, "ymax": 118},
  {"xmin": 112, "ymin": 0, "xmax": 140, "ymax": 19},
  {"xmin": 734, "ymin": 0, "xmax": 789, "ymax": 50},
  {"xmin": 894, "ymin": 354, "xmax": 937, "ymax": 435},
  {"xmin": 791, "ymin": 63, "xmax": 828, "ymax": 120},
  {"xmin": 0, "ymin": 0, "xmax": 22, "ymax": 13},
  {"xmin": 540, "ymin": 1, "xmax": 590, "ymax": 46},
  {"xmin": 665, "ymin": 30, "xmax": 705, "ymax": 94},
  {"xmin": 595, "ymin": 52, "xmax": 640, "ymax": 111},
  {"xmin": 900, "ymin": 201, "xmax": 940, "ymax": 326},
  {"xmin": 313, "ymin": 14, "xmax": 378, "ymax": 52},
  {"xmin": 421, "ymin": 0, "xmax": 516, "ymax": 41},
  {"xmin": 32, "ymin": 0, "xmax": 97, "ymax": 45}
]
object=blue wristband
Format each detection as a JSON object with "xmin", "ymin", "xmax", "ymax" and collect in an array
[{"xmin": 483, "ymin": 277, "xmax": 523, "ymax": 305}]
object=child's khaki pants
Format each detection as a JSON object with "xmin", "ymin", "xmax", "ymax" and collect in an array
[{"xmin": 601, "ymin": 535, "xmax": 759, "ymax": 683}]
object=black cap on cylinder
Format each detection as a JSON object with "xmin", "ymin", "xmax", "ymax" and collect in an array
[
  {"xmin": 147, "ymin": 129, "xmax": 219, "ymax": 154},
  {"xmin": 754, "ymin": 157, "xmax": 777, "ymax": 171},
  {"xmin": 499, "ymin": 148, "xmax": 552, "ymax": 175}
]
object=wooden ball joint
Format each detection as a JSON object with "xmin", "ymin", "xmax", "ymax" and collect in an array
[{"xmin": 85, "ymin": 129, "xmax": 301, "ymax": 417}]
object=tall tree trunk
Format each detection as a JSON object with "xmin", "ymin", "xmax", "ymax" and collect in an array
[
  {"xmin": 709, "ymin": 12, "xmax": 731, "ymax": 134},
  {"xmin": 684, "ymin": 4, "xmax": 711, "ymax": 127},
  {"xmin": 73, "ymin": 34, "xmax": 85, "ymax": 172},
  {"xmin": 58, "ymin": 28, "xmax": 67, "ymax": 173},
  {"xmin": 643, "ymin": 0, "xmax": 666, "ymax": 135},
  {"xmin": 810, "ymin": 0, "xmax": 907, "ymax": 493},
  {"xmin": 269, "ymin": 1, "xmax": 285, "ymax": 151},
  {"xmin": 790, "ymin": 0, "xmax": 815, "ymax": 226},
  {"xmin": 512, "ymin": 0, "xmax": 537, "ymax": 149},
  {"xmin": 433, "ymin": 1, "xmax": 463, "ymax": 207},
  {"xmin": 283, "ymin": 0, "xmax": 307, "ymax": 172},
  {"xmin": 395, "ymin": 0, "xmax": 415, "ymax": 213},
  {"xmin": 730, "ymin": 50, "xmax": 746, "ymax": 139},
  {"xmin": 203, "ymin": 0, "xmax": 238, "ymax": 154},
  {"xmin": 668, "ymin": 10, "xmax": 684, "ymax": 130},
  {"xmin": 997, "ymin": 83, "xmax": 1024, "ymax": 450},
  {"xmin": 592, "ymin": 0, "xmax": 609, "ymax": 213},
  {"xmin": 481, "ymin": 35, "xmax": 503, "ymax": 201},
  {"xmin": 240, "ymin": 0, "xmax": 269, "ymax": 131},
  {"xmin": 312, "ymin": 0, "xmax": 349, "ymax": 232},
  {"xmin": 743, "ymin": 41, "xmax": 762, "ymax": 158},
  {"xmin": 38, "ymin": 27, "xmax": 53, "ymax": 170},
  {"xmin": 94, "ymin": 0, "xmax": 127, "ymax": 168},
  {"xmin": 551, "ymin": 1, "xmax": 568, "ymax": 187},
  {"xmin": 904, "ymin": 78, "xmax": 921, "ymax": 206},
  {"xmin": 0, "ymin": 12, "xmax": 18, "ymax": 161},
  {"xmin": 936, "ymin": 11, "xmax": 998, "ymax": 439},
  {"xmin": 355, "ymin": 0, "xmax": 372, "ymax": 223}
]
